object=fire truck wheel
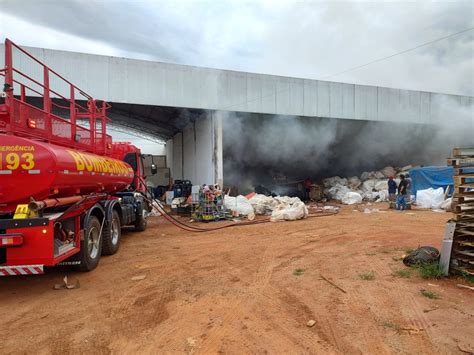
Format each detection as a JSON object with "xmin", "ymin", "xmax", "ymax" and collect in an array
[
  {"xmin": 78, "ymin": 215, "xmax": 103, "ymax": 271},
  {"xmin": 102, "ymin": 210, "xmax": 121, "ymax": 255},
  {"xmin": 135, "ymin": 209, "xmax": 147, "ymax": 232}
]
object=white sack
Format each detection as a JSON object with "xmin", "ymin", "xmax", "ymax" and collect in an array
[
  {"xmin": 325, "ymin": 184, "xmax": 351, "ymax": 201},
  {"xmin": 416, "ymin": 188, "xmax": 445, "ymax": 209},
  {"xmin": 439, "ymin": 198, "xmax": 453, "ymax": 211},
  {"xmin": 224, "ymin": 195, "xmax": 254, "ymax": 216},
  {"xmin": 342, "ymin": 192, "xmax": 363, "ymax": 205},
  {"xmin": 348, "ymin": 176, "xmax": 362, "ymax": 189},
  {"xmin": 249, "ymin": 194, "xmax": 278, "ymax": 215},
  {"xmin": 382, "ymin": 166, "xmax": 396, "ymax": 178},
  {"xmin": 323, "ymin": 176, "xmax": 348, "ymax": 188},
  {"xmin": 270, "ymin": 201, "xmax": 308, "ymax": 222}
]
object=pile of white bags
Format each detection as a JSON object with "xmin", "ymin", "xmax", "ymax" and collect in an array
[
  {"xmin": 415, "ymin": 188, "xmax": 445, "ymax": 209},
  {"xmin": 225, "ymin": 193, "xmax": 309, "ymax": 222},
  {"xmin": 322, "ymin": 165, "xmax": 413, "ymax": 204}
]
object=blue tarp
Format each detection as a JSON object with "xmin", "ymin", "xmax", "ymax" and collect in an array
[{"xmin": 409, "ymin": 166, "xmax": 454, "ymax": 197}]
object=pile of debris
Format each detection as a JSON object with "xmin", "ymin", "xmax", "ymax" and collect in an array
[
  {"xmin": 323, "ymin": 165, "xmax": 412, "ymax": 205},
  {"xmin": 224, "ymin": 194, "xmax": 308, "ymax": 222}
]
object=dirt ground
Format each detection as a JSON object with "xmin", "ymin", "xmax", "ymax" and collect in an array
[{"xmin": 1, "ymin": 203, "xmax": 473, "ymax": 354}]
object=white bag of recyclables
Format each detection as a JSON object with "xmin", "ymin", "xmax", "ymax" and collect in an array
[
  {"xmin": 323, "ymin": 176, "xmax": 347, "ymax": 188},
  {"xmin": 224, "ymin": 195, "xmax": 254, "ymax": 216},
  {"xmin": 439, "ymin": 197, "xmax": 452, "ymax": 211},
  {"xmin": 416, "ymin": 188, "xmax": 445, "ymax": 209},
  {"xmin": 348, "ymin": 176, "xmax": 362, "ymax": 189},
  {"xmin": 325, "ymin": 184, "xmax": 351, "ymax": 201},
  {"xmin": 363, "ymin": 190, "xmax": 389, "ymax": 202},
  {"xmin": 248, "ymin": 194, "xmax": 278, "ymax": 215},
  {"xmin": 342, "ymin": 191, "xmax": 363, "ymax": 205},
  {"xmin": 381, "ymin": 166, "xmax": 396, "ymax": 178},
  {"xmin": 270, "ymin": 201, "xmax": 308, "ymax": 222}
]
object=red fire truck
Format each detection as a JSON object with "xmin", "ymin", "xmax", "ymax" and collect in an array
[{"xmin": 0, "ymin": 39, "xmax": 155, "ymax": 276}]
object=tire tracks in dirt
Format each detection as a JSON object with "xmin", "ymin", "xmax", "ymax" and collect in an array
[
  {"xmin": 197, "ymin": 235, "xmax": 333, "ymax": 354},
  {"xmin": 359, "ymin": 255, "xmax": 436, "ymax": 352}
]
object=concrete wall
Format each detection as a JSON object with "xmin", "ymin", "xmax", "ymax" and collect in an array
[
  {"xmin": 2, "ymin": 44, "xmax": 472, "ymax": 125},
  {"xmin": 167, "ymin": 112, "xmax": 223, "ymax": 186}
]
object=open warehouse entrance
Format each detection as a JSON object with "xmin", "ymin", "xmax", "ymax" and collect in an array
[{"xmin": 221, "ymin": 111, "xmax": 473, "ymax": 196}]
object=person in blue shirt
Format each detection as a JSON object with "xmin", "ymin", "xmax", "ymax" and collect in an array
[
  {"xmin": 396, "ymin": 174, "xmax": 408, "ymax": 210},
  {"xmin": 388, "ymin": 176, "xmax": 397, "ymax": 202}
]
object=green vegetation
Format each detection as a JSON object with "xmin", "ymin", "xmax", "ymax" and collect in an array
[
  {"xmin": 459, "ymin": 270, "xmax": 474, "ymax": 284},
  {"xmin": 293, "ymin": 268, "xmax": 305, "ymax": 276},
  {"xmin": 415, "ymin": 262, "xmax": 444, "ymax": 279},
  {"xmin": 359, "ymin": 271, "xmax": 375, "ymax": 281},
  {"xmin": 392, "ymin": 269, "xmax": 412, "ymax": 278},
  {"xmin": 420, "ymin": 289, "xmax": 439, "ymax": 299}
]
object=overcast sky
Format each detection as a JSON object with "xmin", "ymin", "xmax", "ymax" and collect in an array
[
  {"xmin": 1, "ymin": 0, "xmax": 473, "ymax": 97},
  {"xmin": 0, "ymin": 0, "xmax": 472, "ymax": 153}
]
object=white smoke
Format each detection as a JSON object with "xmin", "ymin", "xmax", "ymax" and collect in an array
[{"xmin": 221, "ymin": 96, "xmax": 473, "ymax": 192}]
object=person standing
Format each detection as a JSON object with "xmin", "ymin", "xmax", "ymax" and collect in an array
[
  {"xmin": 303, "ymin": 178, "xmax": 312, "ymax": 201},
  {"xmin": 388, "ymin": 176, "xmax": 397, "ymax": 202},
  {"xmin": 405, "ymin": 173, "xmax": 413, "ymax": 202},
  {"xmin": 397, "ymin": 174, "xmax": 408, "ymax": 210}
]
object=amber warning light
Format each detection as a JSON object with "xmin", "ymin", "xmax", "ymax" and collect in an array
[{"xmin": 27, "ymin": 119, "xmax": 37, "ymax": 129}]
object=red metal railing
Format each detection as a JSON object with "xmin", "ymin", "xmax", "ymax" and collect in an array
[{"xmin": 0, "ymin": 39, "xmax": 113, "ymax": 155}]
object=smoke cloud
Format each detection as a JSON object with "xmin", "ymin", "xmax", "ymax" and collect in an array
[{"xmin": 222, "ymin": 98, "xmax": 473, "ymax": 193}]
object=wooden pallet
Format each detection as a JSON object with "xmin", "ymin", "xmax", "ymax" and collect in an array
[{"xmin": 449, "ymin": 147, "xmax": 474, "ymax": 275}]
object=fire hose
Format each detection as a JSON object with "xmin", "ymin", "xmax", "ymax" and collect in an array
[{"xmin": 137, "ymin": 177, "xmax": 338, "ymax": 233}]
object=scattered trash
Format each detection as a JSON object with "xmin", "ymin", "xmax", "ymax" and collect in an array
[
  {"xmin": 322, "ymin": 205, "xmax": 340, "ymax": 212},
  {"xmin": 457, "ymin": 284, "xmax": 474, "ymax": 291},
  {"xmin": 186, "ymin": 337, "xmax": 197, "ymax": 348},
  {"xmin": 320, "ymin": 274, "xmax": 347, "ymax": 293},
  {"xmin": 53, "ymin": 276, "xmax": 80, "ymax": 290},
  {"xmin": 307, "ymin": 320, "xmax": 316, "ymax": 327},
  {"xmin": 400, "ymin": 326, "xmax": 424, "ymax": 334},
  {"xmin": 364, "ymin": 208, "xmax": 380, "ymax": 214},
  {"xmin": 423, "ymin": 306, "xmax": 440, "ymax": 313},
  {"xmin": 131, "ymin": 275, "xmax": 147, "ymax": 281},
  {"xmin": 403, "ymin": 247, "xmax": 440, "ymax": 266}
]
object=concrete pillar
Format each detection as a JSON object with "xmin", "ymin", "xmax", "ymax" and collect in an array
[
  {"xmin": 169, "ymin": 111, "xmax": 223, "ymax": 186},
  {"xmin": 172, "ymin": 132, "xmax": 183, "ymax": 180},
  {"xmin": 165, "ymin": 138, "xmax": 173, "ymax": 177},
  {"xmin": 213, "ymin": 111, "xmax": 224, "ymax": 187}
]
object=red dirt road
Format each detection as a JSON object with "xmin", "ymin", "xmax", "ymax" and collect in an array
[{"xmin": 1, "ymin": 204, "xmax": 473, "ymax": 354}]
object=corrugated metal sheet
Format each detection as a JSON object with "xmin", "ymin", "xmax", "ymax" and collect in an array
[{"xmin": 0, "ymin": 44, "xmax": 472, "ymax": 125}]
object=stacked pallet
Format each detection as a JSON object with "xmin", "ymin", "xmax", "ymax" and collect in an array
[{"xmin": 448, "ymin": 148, "xmax": 474, "ymax": 276}]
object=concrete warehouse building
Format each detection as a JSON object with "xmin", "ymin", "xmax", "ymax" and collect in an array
[{"xmin": 1, "ymin": 44, "xmax": 473, "ymax": 192}]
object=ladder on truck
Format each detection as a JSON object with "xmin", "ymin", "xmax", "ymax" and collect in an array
[{"xmin": 0, "ymin": 39, "xmax": 113, "ymax": 156}]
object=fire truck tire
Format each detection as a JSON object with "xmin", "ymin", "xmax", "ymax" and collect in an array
[
  {"xmin": 102, "ymin": 210, "xmax": 121, "ymax": 255},
  {"xmin": 78, "ymin": 216, "xmax": 103, "ymax": 271},
  {"xmin": 135, "ymin": 209, "xmax": 147, "ymax": 232}
]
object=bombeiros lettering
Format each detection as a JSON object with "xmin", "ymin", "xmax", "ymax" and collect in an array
[{"xmin": 66, "ymin": 150, "xmax": 131, "ymax": 175}]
